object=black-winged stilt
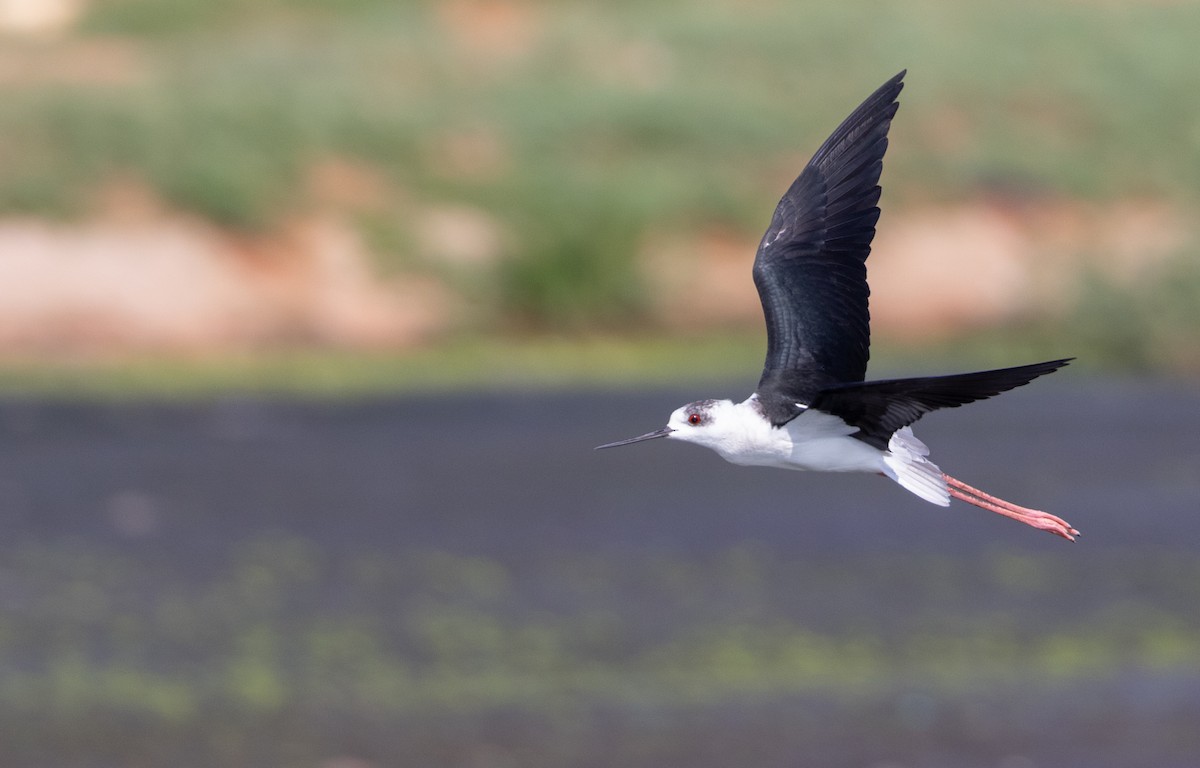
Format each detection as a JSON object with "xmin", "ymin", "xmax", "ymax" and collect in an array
[{"xmin": 597, "ymin": 71, "xmax": 1078, "ymax": 541}]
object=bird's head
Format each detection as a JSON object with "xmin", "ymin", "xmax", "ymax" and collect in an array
[{"xmin": 595, "ymin": 398, "xmax": 737, "ymax": 452}]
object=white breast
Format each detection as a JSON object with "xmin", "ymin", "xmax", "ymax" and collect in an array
[{"xmin": 711, "ymin": 399, "xmax": 885, "ymax": 473}]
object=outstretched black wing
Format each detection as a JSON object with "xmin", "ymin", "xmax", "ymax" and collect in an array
[
  {"xmin": 753, "ymin": 71, "xmax": 904, "ymax": 426},
  {"xmin": 810, "ymin": 359, "xmax": 1073, "ymax": 450}
]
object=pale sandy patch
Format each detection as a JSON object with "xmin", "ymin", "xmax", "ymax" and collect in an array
[
  {"xmin": 641, "ymin": 199, "xmax": 1192, "ymax": 339},
  {"xmin": 0, "ymin": 212, "xmax": 454, "ymax": 354}
]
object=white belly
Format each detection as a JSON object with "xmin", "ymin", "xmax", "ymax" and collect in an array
[{"xmin": 715, "ymin": 409, "xmax": 885, "ymax": 473}]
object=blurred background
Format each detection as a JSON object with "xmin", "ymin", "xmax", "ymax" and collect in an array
[{"xmin": 0, "ymin": 1, "xmax": 1198, "ymax": 766}]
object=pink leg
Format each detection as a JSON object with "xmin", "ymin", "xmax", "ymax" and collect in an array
[{"xmin": 944, "ymin": 474, "xmax": 1079, "ymax": 542}]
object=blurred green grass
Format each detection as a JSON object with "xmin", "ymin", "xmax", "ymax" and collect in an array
[
  {"xmin": 44, "ymin": 0, "xmax": 1200, "ymax": 208},
  {"xmin": 3, "ymin": 536, "xmax": 1199, "ymax": 764},
  {"xmin": 1, "ymin": 0, "xmax": 1199, "ymax": 384},
  {"xmin": 0, "ymin": 330, "xmax": 1121, "ymax": 399},
  {"xmin": 0, "ymin": 335, "xmax": 766, "ymax": 397}
]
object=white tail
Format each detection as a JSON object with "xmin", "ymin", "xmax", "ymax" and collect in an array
[{"xmin": 881, "ymin": 427, "xmax": 950, "ymax": 506}]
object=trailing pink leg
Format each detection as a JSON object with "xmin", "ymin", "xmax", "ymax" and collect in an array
[{"xmin": 943, "ymin": 474, "xmax": 1079, "ymax": 542}]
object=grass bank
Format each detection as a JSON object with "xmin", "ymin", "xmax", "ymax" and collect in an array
[{"xmin": 1, "ymin": 0, "xmax": 1198, "ymax": 348}]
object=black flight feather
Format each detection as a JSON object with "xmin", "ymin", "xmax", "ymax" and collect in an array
[
  {"xmin": 810, "ymin": 358, "xmax": 1073, "ymax": 450},
  {"xmin": 753, "ymin": 71, "xmax": 905, "ymax": 425}
]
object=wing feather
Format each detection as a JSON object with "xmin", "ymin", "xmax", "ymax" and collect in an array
[
  {"xmin": 753, "ymin": 71, "xmax": 905, "ymax": 426},
  {"xmin": 811, "ymin": 359, "xmax": 1073, "ymax": 449}
]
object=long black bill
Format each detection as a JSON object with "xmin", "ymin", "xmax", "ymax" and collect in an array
[{"xmin": 595, "ymin": 427, "xmax": 674, "ymax": 450}]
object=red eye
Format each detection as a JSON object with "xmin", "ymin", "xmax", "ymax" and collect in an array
[{"xmin": 687, "ymin": 413, "xmax": 703, "ymax": 426}]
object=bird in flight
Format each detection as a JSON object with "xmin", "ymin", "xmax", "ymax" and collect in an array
[{"xmin": 597, "ymin": 71, "xmax": 1078, "ymax": 541}]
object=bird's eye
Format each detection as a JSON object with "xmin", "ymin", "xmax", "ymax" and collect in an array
[{"xmin": 687, "ymin": 413, "xmax": 703, "ymax": 426}]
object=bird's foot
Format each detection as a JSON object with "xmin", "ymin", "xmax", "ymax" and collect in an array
[{"xmin": 943, "ymin": 474, "xmax": 1079, "ymax": 542}]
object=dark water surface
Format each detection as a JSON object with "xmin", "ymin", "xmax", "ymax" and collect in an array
[{"xmin": 1, "ymin": 378, "xmax": 1198, "ymax": 767}]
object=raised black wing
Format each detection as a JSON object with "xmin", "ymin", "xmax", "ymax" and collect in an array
[
  {"xmin": 753, "ymin": 71, "xmax": 904, "ymax": 426},
  {"xmin": 810, "ymin": 359, "xmax": 1073, "ymax": 450}
]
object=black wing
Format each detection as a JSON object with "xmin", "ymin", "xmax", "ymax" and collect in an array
[
  {"xmin": 810, "ymin": 358, "xmax": 1073, "ymax": 450},
  {"xmin": 753, "ymin": 71, "xmax": 904, "ymax": 426}
]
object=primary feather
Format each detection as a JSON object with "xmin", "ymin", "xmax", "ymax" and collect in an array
[{"xmin": 753, "ymin": 70, "xmax": 905, "ymax": 425}]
